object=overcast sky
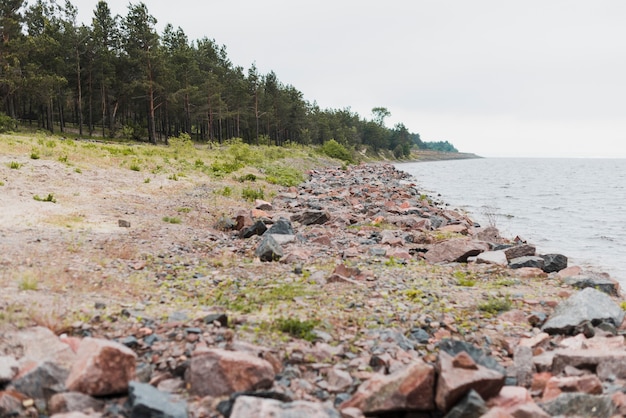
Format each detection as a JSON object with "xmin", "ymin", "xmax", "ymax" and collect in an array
[{"xmin": 70, "ymin": 0, "xmax": 626, "ymax": 158}]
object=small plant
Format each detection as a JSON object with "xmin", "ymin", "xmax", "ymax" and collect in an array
[
  {"xmin": 274, "ymin": 317, "xmax": 319, "ymax": 342},
  {"xmin": 215, "ymin": 186, "xmax": 232, "ymax": 197},
  {"xmin": 168, "ymin": 174, "xmax": 179, "ymax": 181},
  {"xmin": 238, "ymin": 173, "xmax": 257, "ymax": 182},
  {"xmin": 144, "ymin": 178, "xmax": 151, "ymax": 183},
  {"xmin": 58, "ymin": 155, "xmax": 68, "ymax": 163},
  {"xmin": 263, "ymin": 165, "xmax": 303, "ymax": 187},
  {"xmin": 9, "ymin": 161, "xmax": 21, "ymax": 169},
  {"xmin": 30, "ymin": 149, "xmax": 40, "ymax": 159},
  {"xmin": 177, "ymin": 207, "xmax": 191, "ymax": 213},
  {"xmin": 242, "ymin": 186, "xmax": 264, "ymax": 202},
  {"xmin": 74, "ymin": 168, "xmax": 82, "ymax": 174},
  {"xmin": 194, "ymin": 159, "xmax": 205, "ymax": 167},
  {"xmin": 454, "ymin": 270, "xmax": 476, "ymax": 287},
  {"xmin": 130, "ymin": 162, "xmax": 141, "ymax": 171},
  {"xmin": 0, "ymin": 181, "xmax": 4, "ymax": 186},
  {"xmin": 33, "ymin": 193, "xmax": 56, "ymax": 203},
  {"xmin": 162, "ymin": 216, "xmax": 182, "ymax": 224},
  {"xmin": 478, "ymin": 295, "xmax": 512, "ymax": 314},
  {"xmin": 18, "ymin": 274, "xmax": 39, "ymax": 291},
  {"xmin": 621, "ymin": 301, "xmax": 626, "ymax": 311}
]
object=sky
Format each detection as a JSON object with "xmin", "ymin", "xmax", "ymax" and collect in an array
[{"xmin": 69, "ymin": 0, "xmax": 626, "ymax": 158}]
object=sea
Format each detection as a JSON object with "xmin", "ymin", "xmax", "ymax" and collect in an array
[{"xmin": 396, "ymin": 158, "xmax": 626, "ymax": 286}]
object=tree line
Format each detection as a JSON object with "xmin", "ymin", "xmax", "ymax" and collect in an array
[{"xmin": 0, "ymin": 0, "xmax": 457, "ymax": 155}]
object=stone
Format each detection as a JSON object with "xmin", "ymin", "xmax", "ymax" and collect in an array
[
  {"xmin": 0, "ymin": 356, "xmax": 19, "ymax": 384},
  {"xmin": 541, "ymin": 375, "xmax": 602, "ymax": 401},
  {"xmin": 6, "ymin": 326, "xmax": 77, "ymax": 369},
  {"xmin": 443, "ymin": 389, "xmax": 488, "ymax": 418},
  {"xmin": 214, "ymin": 216, "xmax": 236, "ymax": 231},
  {"xmin": 541, "ymin": 288, "xmax": 625, "ymax": 335},
  {"xmin": 339, "ymin": 360, "xmax": 435, "ymax": 414},
  {"xmin": 203, "ymin": 313, "xmax": 228, "ymax": 327},
  {"xmin": 438, "ymin": 339, "xmax": 506, "ymax": 375},
  {"xmin": 291, "ymin": 210, "xmax": 331, "ymax": 225},
  {"xmin": 118, "ymin": 219, "xmax": 131, "ymax": 228},
  {"xmin": 268, "ymin": 233, "xmax": 296, "ymax": 245},
  {"xmin": 563, "ymin": 274, "xmax": 620, "ymax": 296},
  {"xmin": 452, "ymin": 352, "xmax": 478, "ymax": 370},
  {"xmin": 128, "ymin": 381, "xmax": 187, "ymax": 418},
  {"xmin": 48, "ymin": 392, "xmax": 104, "ymax": 415},
  {"xmin": 266, "ymin": 217, "xmax": 294, "ymax": 235},
  {"xmin": 409, "ymin": 328, "xmax": 430, "ymax": 344},
  {"xmin": 235, "ymin": 212, "xmax": 254, "ymax": 231},
  {"xmin": 551, "ymin": 348, "xmax": 626, "ymax": 378},
  {"xmin": 0, "ymin": 390, "xmax": 27, "ymax": 417},
  {"xmin": 65, "ymin": 337, "xmax": 137, "ymax": 396},
  {"xmin": 9, "ymin": 361, "xmax": 68, "ymax": 400},
  {"xmin": 508, "ymin": 256, "xmax": 545, "ymax": 270},
  {"xmin": 476, "ymin": 250, "xmax": 508, "ymax": 266},
  {"xmin": 255, "ymin": 234, "xmax": 283, "ymax": 262},
  {"xmin": 255, "ymin": 199, "xmax": 273, "ymax": 211},
  {"xmin": 424, "ymin": 239, "xmax": 489, "ymax": 263},
  {"xmin": 435, "ymin": 351, "xmax": 505, "ymax": 412},
  {"xmin": 239, "ymin": 220, "xmax": 267, "ymax": 238},
  {"xmin": 438, "ymin": 224, "xmax": 469, "ymax": 235},
  {"xmin": 513, "ymin": 346, "xmax": 534, "ymax": 388},
  {"xmin": 230, "ymin": 396, "xmax": 341, "ymax": 418},
  {"xmin": 540, "ymin": 253, "xmax": 568, "ymax": 273},
  {"xmin": 538, "ymin": 393, "xmax": 616, "ymax": 417},
  {"xmin": 503, "ymin": 244, "xmax": 536, "ymax": 261},
  {"xmin": 188, "ymin": 348, "xmax": 275, "ymax": 397},
  {"xmin": 473, "ymin": 226, "xmax": 502, "ymax": 243},
  {"xmin": 557, "ymin": 266, "xmax": 582, "ymax": 278},
  {"xmin": 326, "ymin": 367, "xmax": 352, "ymax": 393}
]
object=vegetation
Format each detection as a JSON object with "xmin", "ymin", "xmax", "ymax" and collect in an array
[
  {"xmin": 0, "ymin": 1, "xmax": 457, "ymax": 155},
  {"xmin": 274, "ymin": 317, "xmax": 320, "ymax": 342},
  {"xmin": 33, "ymin": 193, "xmax": 56, "ymax": 203}
]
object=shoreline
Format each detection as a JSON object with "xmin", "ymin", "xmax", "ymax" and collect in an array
[{"xmin": 1, "ymin": 158, "xmax": 625, "ymax": 417}]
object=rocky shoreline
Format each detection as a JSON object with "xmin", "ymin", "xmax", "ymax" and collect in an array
[{"xmin": 1, "ymin": 163, "xmax": 626, "ymax": 418}]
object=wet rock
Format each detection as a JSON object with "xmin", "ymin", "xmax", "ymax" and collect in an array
[
  {"xmin": 188, "ymin": 348, "xmax": 275, "ymax": 397},
  {"xmin": 128, "ymin": 381, "xmax": 187, "ymax": 418},
  {"xmin": 541, "ymin": 288, "xmax": 625, "ymax": 335},
  {"xmin": 508, "ymin": 256, "xmax": 545, "ymax": 270},
  {"xmin": 266, "ymin": 217, "xmax": 294, "ymax": 235},
  {"xmin": 0, "ymin": 356, "xmax": 19, "ymax": 383},
  {"xmin": 503, "ymin": 244, "xmax": 536, "ymax": 261},
  {"xmin": 65, "ymin": 337, "xmax": 137, "ymax": 396},
  {"xmin": 538, "ymin": 393, "xmax": 616, "ymax": 417},
  {"xmin": 9, "ymin": 361, "xmax": 68, "ymax": 400},
  {"xmin": 443, "ymin": 389, "xmax": 488, "ymax": 418},
  {"xmin": 230, "ymin": 396, "xmax": 340, "ymax": 418},
  {"xmin": 255, "ymin": 234, "xmax": 284, "ymax": 262},
  {"xmin": 239, "ymin": 220, "xmax": 267, "ymax": 238},
  {"xmin": 292, "ymin": 210, "xmax": 331, "ymax": 225},
  {"xmin": 424, "ymin": 239, "xmax": 489, "ymax": 263},
  {"xmin": 435, "ymin": 351, "xmax": 505, "ymax": 412},
  {"xmin": 48, "ymin": 392, "xmax": 104, "ymax": 415},
  {"xmin": 540, "ymin": 253, "xmax": 568, "ymax": 273},
  {"xmin": 563, "ymin": 273, "xmax": 620, "ymax": 296},
  {"xmin": 340, "ymin": 359, "xmax": 435, "ymax": 414}
]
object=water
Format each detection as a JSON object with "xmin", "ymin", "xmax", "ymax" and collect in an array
[{"xmin": 396, "ymin": 158, "xmax": 626, "ymax": 285}]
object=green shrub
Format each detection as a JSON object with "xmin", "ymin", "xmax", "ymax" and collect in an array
[
  {"xmin": 274, "ymin": 317, "xmax": 319, "ymax": 342},
  {"xmin": 263, "ymin": 165, "xmax": 303, "ymax": 187},
  {"xmin": 8, "ymin": 161, "xmax": 21, "ymax": 169},
  {"xmin": 321, "ymin": 139, "xmax": 353, "ymax": 163},
  {"xmin": 169, "ymin": 133, "xmax": 194, "ymax": 153},
  {"xmin": 162, "ymin": 216, "xmax": 182, "ymax": 224},
  {"xmin": 0, "ymin": 112, "xmax": 16, "ymax": 133},
  {"xmin": 478, "ymin": 295, "xmax": 512, "ymax": 314},
  {"xmin": 30, "ymin": 150, "xmax": 40, "ymax": 160},
  {"xmin": 242, "ymin": 186, "xmax": 264, "ymax": 201},
  {"xmin": 33, "ymin": 193, "xmax": 56, "ymax": 203},
  {"xmin": 238, "ymin": 173, "xmax": 257, "ymax": 182}
]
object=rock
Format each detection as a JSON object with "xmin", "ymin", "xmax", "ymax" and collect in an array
[
  {"xmin": 541, "ymin": 288, "xmax": 625, "ymax": 335},
  {"xmin": 230, "ymin": 396, "xmax": 341, "ymax": 418},
  {"xmin": 128, "ymin": 381, "xmax": 187, "ymax": 418},
  {"xmin": 438, "ymin": 339, "xmax": 506, "ymax": 375},
  {"xmin": 551, "ymin": 348, "xmax": 626, "ymax": 378},
  {"xmin": 0, "ymin": 390, "xmax": 27, "ymax": 417},
  {"xmin": 48, "ymin": 392, "xmax": 104, "ymax": 415},
  {"xmin": 292, "ymin": 210, "xmax": 331, "ymax": 225},
  {"xmin": 438, "ymin": 224, "xmax": 469, "ymax": 235},
  {"xmin": 473, "ymin": 226, "xmax": 502, "ymax": 243},
  {"xmin": 239, "ymin": 220, "xmax": 267, "ymax": 238},
  {"xmin": 0, "ymin": 356, "xmax": 19, "ymax": 384},
  {"xmin": 118, "ymin": 219, "xmax": 131, "ymax": 228},
  {"xmin": 476, "ymin": 250, "xmax": 508, "ymax": 266},
  {"xmin": 214, "ymin": 216, "xmax": 236, "ymax": 231},
  {"xmin": 503, "ymin": 244, "xmax": 536, "ymax": 261},
  {"xmin": 255, "ymin": 199, "xmax": 273, "ymax": 211},
  {"xmin": 339, "ymin": 359, "xmax": 435, "ymax": 414},
  {"xmin": 557, "ymin": 265, "xmax": 582, "ymax": 278},
  {"xmin": 541, "ymin": 375, "xmax": 602, "ymax": 401},
  {"xmin": 513, "ymin": 346, "xmax": 534, "ymax": 388},
  {"xmin": 540, "ymin": 253, "xmax": 568, "ymax": 273},
  {"xmin": 255, "ymin": 234, "xmax": 284, "ymax": 262},
  {"xmin": 216, "ymin": 391, "xmax": 293, "ymax": 417},
  {"xmin": 203, "ymin": 313, "xmax": 228, "ymax": 327},
  {"xmin": 443, "ymin": 389, "xmax": 488, "ymax": 418},
  {"xmin": 538, "ymin": 393, "xmax": 616, "ymax": 417},
  {"xmin": 435, "ymin": 351, "xmax": 505, "ymax": 412},
  {"xmin": 424, "ymin": 239, "xmax": 489, "ymax": 263},
  {"xmin": 487, "ymin": 386, "xmax": 549, "ymax": 418},
  {"xmin": 7, "ymin": 326, "xmax": 77, "ymax": 369},
  {"xmin": 188, "ymin": 348, "xmax": 275, "ymax": 397},
  {"xmin": 9, "ymin": 361, "xmax": 68, "ymax": 400},
  {"xmin": 563, "ymin": 273, "xmax": 620, "ymax": 296},
  {"xmin": 508, "ymin": 256, "xmax": 545, "ymax": 270},
  {"xmin": 65, "ymin": 338, "xmax": 137, "ymax": 396},
  {"xmin": 326, "ymin": 367, "xmax": 352, "ymax": 393},
  {"xmin": 266, "ymin": 217, "xmax": 294, "ymax": 235},
  {"xmin": 409, "ymin": 328, "xmax": 430, "ymax": 344}
]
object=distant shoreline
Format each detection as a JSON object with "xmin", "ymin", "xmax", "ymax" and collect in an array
[{"xmin": 407, "ymin": 150, "xmax": 483, "ymax": 162}]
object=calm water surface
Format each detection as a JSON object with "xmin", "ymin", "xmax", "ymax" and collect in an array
[{"xmin": 396, "ymin": 158, "xmax": 626, "ymax": 285}]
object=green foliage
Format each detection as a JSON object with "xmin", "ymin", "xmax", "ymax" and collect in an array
[
  {"xmin": 129, "ymin": 161, "xmax": 141, "ymax": 171},
  {"xmin": 215, "ymin": 186, "xmax": 233, "ymax": 197},
  {"xmin": 162, "ymin": 216, "xmax": 182, "ymax": 224},
  {"xmin": 177, "ymin": 207, "xmax": 191, "ymax": 213},
  {"xmin": 18, "ymin": 274, "xmax": 39, "ymax": 291},
  {"xmin": 274, "ymin": 317, "xmax": 319, "ymax": 342},
  {"xmin": 263, "ymin": 165, "xmax": 303, "ymax": 187},
  {"xmin": 30, "ymin": 150, "xmax": 40, "ymax": 160},
  {"xmin": 238, "ymin": 173, "xmax": 257, "ymax": 182},
  {"xmin": 33, "ymin": 193, "xmax": 57, "ymax": 203},
  {"xmin": 242, "ymin": 186, "xmax": 264, "ymax": 201},
  {"xmin": 478, "ymin": 295, "xmax": 512, "ymax": 314},
  {"xmin": 0, "ymin": 181, "xmax": 4, "ymax": 186},
  {"xmin": 453, "ymin": 270, "xmax": 476, "ymax": 287},
  {"xmin": 8, "ymin": 161, "xmax": 21, "ymax": 169},
  {"xmin": 169, "ymin": 133, "xmax": 195, "ymax": 153},
  {"xmin": 321, "ymin": 139, "xmax": 353, "ymax": 162},
  {"xmin": 210, "ymin": 160, "xmax": 243, "ymax": 176},
  {"xmin": 0, "ymin": 113, "xmax": 16, "ymax": 133}
]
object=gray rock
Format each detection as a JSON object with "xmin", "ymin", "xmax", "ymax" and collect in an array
[
  {"xmin": 266, "ymin": 217, "xmax": 294, "ymax": 235},
  {"xmin": 563, "ymin": 273, "xmax": 620, "ymax": 296},
  {"xmin": 438, "ymin": 339, "xmax": 506, "ymax": 375},
  {"xmin": 9, "ymin": 361, "xmax": 68, "ymax": 400},
  {"xmin": 239, "ymin": 220, "xmax": 267, "ymax": 238},
  {"xmin": 0, "ymin": 356, "xmax": 19, "ymax": 384},
  {"xmin": 508, "ymin": 256, "xmax": 545, "ymax": 270},
  {"xmin": 203, "ymin": 313, "xmax": 228, "ymax": 327},
  {"xmin": 255, "ymin": 234, "xmax": 284, "ymax": 262},
  {"xmin": 475, "ymin": 250, "xmax": 508, "ymax": 266},
  {"xmin": 541, "ymin": 253, "xmax": 568, "ymax": 273},
  {"xmin": 128, "ymin": 381, "xmax": 187, "ymax": 418},
  {"xmin": 48, "ymin": 392, "xmax": 105, "ymax": 415},
  {"xmin": 230, "ymin": 396, "xmax": 340, "ymax": 418},
  {"xmin": 409, "ymin": 328, "xmax": 431, "ymax": 344},
  {"xmin": 291, "ymin": 210, "xmax": 331, "ymax": 225},
  {"xmin": 443, "ymin": 390, "xmax": 488, "ymax": 418},
  {"xmin": 539, "ymin": 393, "xmax": 616, "ymax": 418},
  {"xmin": 513, "ymin": 345, "xmax": 534, "ymax": 388},
  {"xmin": 503, "ymin": 244, "xmax": 536, "ymax": 260},
  {"xmin": 542, "ymin": 287, "xmax": 625, "ymax": 335}
]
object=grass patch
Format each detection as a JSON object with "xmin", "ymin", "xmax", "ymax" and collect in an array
[
  {"xmin": 30, "ymin": 149, "xmax": 40, "ymax": 159},
  {"xmin": 478, "ymin": 295, "xmax": 512, "ymax": 314},
  {"xmin": 263, "ymin": 164, "xmax": 303, "ymax": 187},
  {"xmin": 177, "ymin": 207, "xmax": 191, "ymax": 213},
  {"xmin": 453, "ymin": 270, "xmax": 476, "ymax": 287},
  {"xmin": 215, "ymin": 186, "xmax": 232, "ymax": 197},
  {"xmin": 242, "ymin": 186, "xmax": 264, "ymax": 202},
  {"xmin": 8, "ymin": 161, "xmax": 21, "ymax": 169},
  {"xmin": 18, "ymin": 274, "xmax": 39, "ymax": 291},
  {"xmin": 162, "ymin": 216, "xmax": 182, "ymax": 224},
  {"xmin": 237, "ymin": 173, "xmax": 257, "ymax": 182},
  {"xmin": 274, "ymin": 317, "xmax": 320, "ymax": 342},
  {"xmin": 33, "ymin": 193, "xmax": 57, "ymax": 203}
]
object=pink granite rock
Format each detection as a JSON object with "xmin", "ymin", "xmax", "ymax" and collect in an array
[
  {"xmin": 230, "ymin": 396, "xmax": 339, "ymax": 418},
  {"xmin": 188, "ymin": 348, "xmax": 275, "ymax": 397},
  {"xmin": 424, "ymin": 239, "xmax": 489, "ymax": 263},
  {"xmin": 65, "ymin": 338, "xmax": 137, "ymax": 396}
]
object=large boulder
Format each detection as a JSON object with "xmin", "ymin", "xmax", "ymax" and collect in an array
[
  {"xmin": 503, "ymin": 244, "xmax": 536, "ymax": 261},
  {"xmin": 128, "ymin": 382, "xmax": 187, "ymax": 418},
  {"xmin": 424, "ymin": 239, "xmax": 489, "ymax": 264},
  {"xmin": 508, "ymin": 256, "xmax": 545, "ymax": 270},
  {"xmin": 255, "ymin": 234, "xmax": 284, "ymax": 262},
  {"xmin": 541, "ymin": 288, "xmax": 625, "ymax": 335},
  {"xmin": 562, "ymin": 273, "xmax": 620, "ymax": 296},
  {"xmin": 541, "ymin": 253, "xmax": 568, "ymax": 273}
]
